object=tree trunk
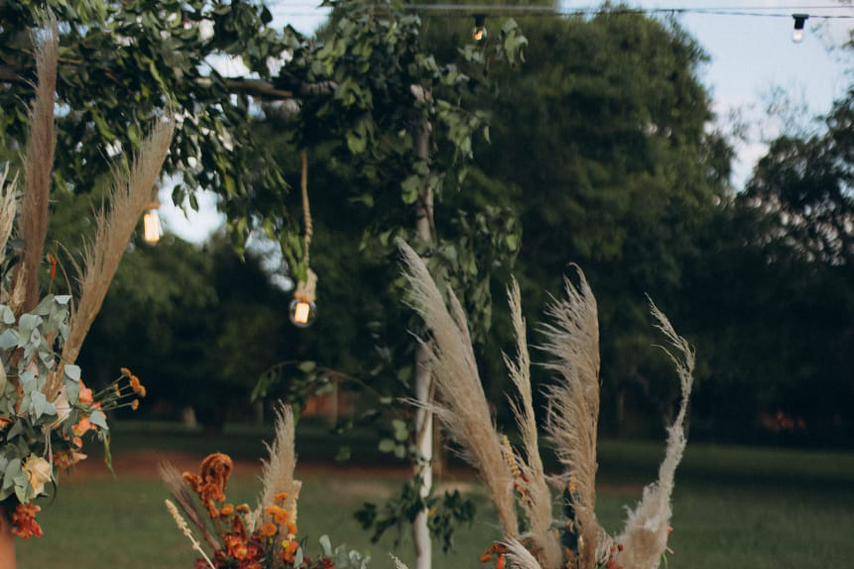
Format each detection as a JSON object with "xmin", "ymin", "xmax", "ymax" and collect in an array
[
  {"xmin": 0, "ymin": 515, "xmax": 16, "ymax": 569},
  {"xmin": 412, "ymin": 118, "xmax": 434, "ymax": 569}
]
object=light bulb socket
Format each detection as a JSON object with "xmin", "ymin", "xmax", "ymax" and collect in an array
[{"xmin": 792, "ymin": 14, "xmax": 809, "ymax": 31}]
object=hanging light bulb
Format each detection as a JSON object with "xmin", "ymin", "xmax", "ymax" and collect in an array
[
  {"xmin": 472, "ymin": 14, "xmax": 487, "ymax": 42},
  {"xmin": 289, "ymin": 296, "xmax": 317, "ymax": 328},
  {"xmin": 792, "ymin": 14, "xmax": 808, "ymax": 44},
  {"xmin": 142, "ymin": 202, "xmax": 162, "ymax": 245}
]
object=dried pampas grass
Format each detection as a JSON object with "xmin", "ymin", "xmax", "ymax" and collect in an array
[
  {"xmin": 252, "ymin": 402, "xmax": 301, "ymax": 532},
  {"xmin": 398, "ymin": 240, "xmax": 519, "ymax": 537},
  {"xmin": 0, "ymin": 165, "xmax": 17, "ymax": 271},
  {"xmin": 397, "ymin": 242, "xmax": 697, "ymax": 569},
  {"xmin": 159, "ymin": 462, "xmax": 221, "ymax": 550},
  {"xmin": 503, "ymin": 538, "xmax": 546, "ymax": 569},
  {"xmin": 57, "ymin": 118, "xmax": 174, "ymax": 387},
  {"xmin": 615, "ymin": 301, "xmax": 695, "ymax": 569},
  {"xmin": 16, "ymin": 18, "xmax": 58, "ymax": 312},
  {"xmin": 504, "ymin": 280, "xmax": 561, "ymax": 567},
  {"xmin": 540, "ymin": 268, "xmax": 603, "ymax": 567}
]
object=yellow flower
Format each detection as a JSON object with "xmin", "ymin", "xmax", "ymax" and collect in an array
[{"xmin": 23, "ymin": 456, "xmax": 52, "ymax": 497}]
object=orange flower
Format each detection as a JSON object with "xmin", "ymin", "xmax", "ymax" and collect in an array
[
  {"xmin": 131, "ymin": 400, "xmax": 140, "ymax": 411},
  {"xmin": 236, "ymin": 504, "xmax": 251, "ymax": 514},
  {"xmin": 120, "ymin": 367, "xmax": 132, "ymax": 378},
  {"xmin": 0, "ymin": 419, "xmax": 11, "ymax": 430},
  {"xmin": 220, "ymin": 504, "xmax": 234, "ymax": 517},
  {"xmin": 183, "ymin": 453, "xmax": 234, "ymax": 519},
  {"xmin": 72, "ymin": 436, "xmax": 83, "ymax": 448},
  {"xmin": 224, "ymin": 534, "xmax": 249, "ymax": 560},
  {"xmin": 260, "ymin": 523, "xmax": 278, "ymax": 538},
  {"xmin": 73, "ymin": 417, "xmax": 93, "ymax": 437},
  {"xmin": 54, "ymin": 450, "xmax": 88, "ymax": 470},
  {"xmin": 281, "ymin": 539, "xmax": 299, "ymax": 563},
  {"xmin": 11, "ymin": 504, "xmax": 43, "ymax": 540},
  {"xmin": 265, "ymin": 505, "xmax": 289, "ymax": 525},
  {"xmin": 130, "ymin": 376, "xmax": 147, "ymax": 397},
  {"xmin": 274, "ymin": 492, "xmax": 288, "ymax": 504},
  {"xmin": 79, "ymin": 383, "xmax": 94, "ymax": 406}
]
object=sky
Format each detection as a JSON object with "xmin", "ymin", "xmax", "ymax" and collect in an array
[{"xmin": 161, "ymin": 0, "xmax": 853, "ymax": 243}]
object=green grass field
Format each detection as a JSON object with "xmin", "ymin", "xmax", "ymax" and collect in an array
[{"xmin": 16, "ymin": 428, "xmax": 854, "ymax": 569}]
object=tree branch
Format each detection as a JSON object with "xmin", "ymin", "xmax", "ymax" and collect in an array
[{"xmin": 0, "ymin": 63, "xmax": 336, "ymax": 101}]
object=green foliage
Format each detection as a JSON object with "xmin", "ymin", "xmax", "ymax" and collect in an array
[
  {"xmin": 354, "ymin": 477, "xmax": 476, "ymax": 554},
  {"xmin": 1, "ymin": 0, "xmax": 290, "ymax": 248}
]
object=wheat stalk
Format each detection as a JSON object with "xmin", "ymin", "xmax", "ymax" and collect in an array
[
  {"xmin": 540, "ymin": 267, "xmax": 604, "ymax": 569},
  {"xmin": 615, "ymin": 301, "xmax": 695, "ymax": 569},
  {"xmin": 51, "ymin": 119, "xmax": 174, "ymax": 397},
  {"xmin": 504, "ymin": 279, "xmax": 561, "ymax": 568},
  {"xmin": 398, "ymin": 240, "xmax": 519, "ymax": 537},
  {"xmin": 165, "ymin": 499, "xmax": 215, "ymax": 569},
  {"xmin": 15, "ymin": 17, "xmax": 58, "ymax": 313}
]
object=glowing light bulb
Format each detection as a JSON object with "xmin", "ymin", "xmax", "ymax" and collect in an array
[
  {"xmin": 472, "ymin": 14, "xmax": 487, "ymax": 42},
  {"xmin": 143, "ymin": 209, "xmax": 162, "ymax": 245},
  {"xmin": 289, "ymin": 298, "xmax": 317, "ymax": 328},
  {"xmin": 792, "ymin": 14, "xmax": 808, "ymax": 44}
]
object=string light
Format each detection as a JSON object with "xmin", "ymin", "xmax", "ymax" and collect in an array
[
  {"xmin": 792, "ymin": 14, "xmax": 809, "ymax": 43},
  {"xmin": 142, "ymin": 202, "xmax": 162, "ymax": 245},
  {"xmin": 289, "ymin": 296, "xmax": 317, "ymax": 328},
  {"xmin": 472, "ymin": 14, "xmax": 487, "ymax": 41}
]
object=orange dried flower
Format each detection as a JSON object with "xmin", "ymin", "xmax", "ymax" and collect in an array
[
  {"xmin": 220, "ymin": 504, "xmax": 234, "ymax": 517},
  {"xmin": 130, "ymin": 376, "xmax": 147, "ymax": 397},
  {"xmin": 274, "ymin": 492, "xmax": 288, "ymax": 504},
  {"xmin": 73, "ymin": 417, "xmax": 93, "ymax": 437},
  {"xmin": 260, "ymin": 523, "xmax": 278, "ymax": 538},
  {"xmin": 281, "ymin": 539, "xmax": 299, "ymax": 563},
  {"xmin": 236, "ymin": 504, "xmax": 251, "ymax": 514},
  {"xmin": 183, "ymin": 453, "xmax": 234, "ymax": 519},
  {"xmin": 79, "ymin": 383, "xmax": 94, "ymax": 406},
  {"xmin": 265, "ymin": 505, "xmax": 289, "ymax": 525},
  {"xmin": 11, "ymin": 504, "xmax": 43, "ymax": 540},
  {"xmin": 120, "ymin": 367, "xmax": 132, "ymax": 378},
  {"xmin": 131, "ymin": 400, "xmax": 140, "ymax": 411}
]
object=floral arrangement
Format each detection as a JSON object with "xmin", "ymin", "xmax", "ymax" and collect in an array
[
  {"xmin": 162, "ymin": 403, "xmax": 370, "ymax": 569},
  {"xmin": 0, "ymin": 21, "xmax": 172, "ymax": 539},
  {"xmin": 397, "ymin": 242, "xmax": 696, "ymax": 569}
]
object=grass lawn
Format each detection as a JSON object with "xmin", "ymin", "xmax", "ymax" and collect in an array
[{"xmin": 16, "ymin": 429, "xmax": 854, "ymax": 569}]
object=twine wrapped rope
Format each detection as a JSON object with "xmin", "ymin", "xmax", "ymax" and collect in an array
[{"xmin": 294, "ymin": 150, "xmax": 317, "ymax": 304}]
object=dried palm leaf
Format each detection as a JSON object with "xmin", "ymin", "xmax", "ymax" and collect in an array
[
  {"xmin": 399, "ymin": 240, "xmax": 519, "ymax": 537},
  {"xmin": 615, "ymin": 301, "xmax": 695, "ymax": 569}
]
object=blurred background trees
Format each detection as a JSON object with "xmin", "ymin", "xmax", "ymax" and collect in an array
[{"xmin": 0, "ymin": 2, "xmax": 851, "ymax": 447}]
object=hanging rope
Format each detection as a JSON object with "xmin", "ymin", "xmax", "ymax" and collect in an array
[{"xmin": 294, "ymin": 149, "xmax": 317, "ymax": 303}]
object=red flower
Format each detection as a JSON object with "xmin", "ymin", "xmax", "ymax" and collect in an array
[{"xmin": 11, "ymin": 504, "xmax": 43, "ymax": 540}]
